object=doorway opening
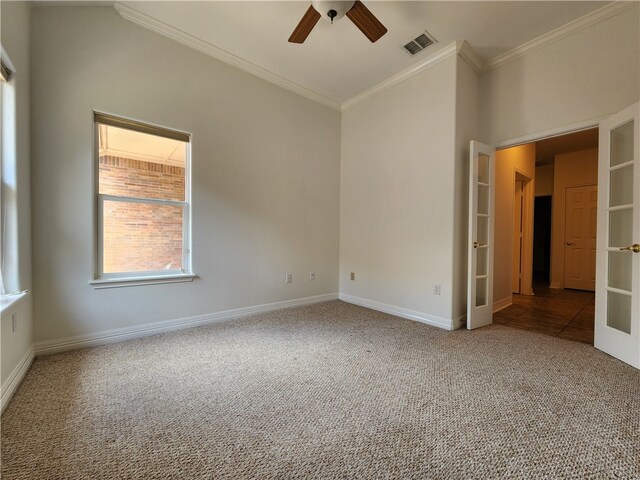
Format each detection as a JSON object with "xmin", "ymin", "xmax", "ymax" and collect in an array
[
  {"xmin": 533, "ymin": 195, "xmax": 552, "ymax": 284},
  {"xmin": 493, "ymin": 128, "xmax": 599, "ymax": 344}
]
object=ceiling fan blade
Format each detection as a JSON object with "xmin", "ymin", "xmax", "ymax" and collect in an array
[
  {"xmin": 288, "ymin": 5, "xmax": 321, "ymax": 44},
  {"xmin": 346, "ymin": 1, "xmax": 387, "ymax": 43}
]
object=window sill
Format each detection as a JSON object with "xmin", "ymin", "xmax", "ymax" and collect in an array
[
  {"xmin": 0, "ymin": 290, "xmax": 30, "ymax": 314},
  {"xmin": 90, "ymin": 274, "xmax": 196, "ymax": 289}
]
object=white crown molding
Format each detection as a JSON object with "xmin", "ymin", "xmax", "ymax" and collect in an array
[
  {"xmin": 484, "ymin": 1, "xmax": 638, "ymax": 72},
  {"xmin": 115, "ymin": 1, "xmax": 636, "ymax": 112},
  {"xmin": 114, "ymin": 3, "xmax": 341, "ymax": 112},
  {"xmin": 114, "ymin": 1, "xmax": 466, "ymax": 113},
  {"xmin": 341, "ymin": 41, "xmax": 484, "ymax": 111},
  {"xmin": 1, "ymin": 344, "xmax": 35, "ymax": 413},
  {"xmin": 34, "ymin": 293, "xmax": 338, "ymax": 356},
  {"xmin": 341, "ymin": 41, "xmax": 459, "ymax": 111},
  {"xmin": 457, "ymin": 40, "xmax": 485, "ymax": 75},
  {"xmin": 339, "ymin": 293, "xmax": 455, "ymax": 331}
]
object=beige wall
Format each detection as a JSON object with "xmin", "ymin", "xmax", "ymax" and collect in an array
[
  {"xmin": 481, "ymin": 5, "xmax": 639, "ymax": 144},
  {"xmin": 535, "ymin": 164, "xmax": 554, "ymax": 197},
  {"xmin": 494, "ymin": 144, "xmax": 536, "ymax": 306},
  {"xmin": 340, "ymin": 55, "xmax": 458, "ymax": 327},
  {"xmin": 340, "ymin": 52, "xmax": 481, "ymax": 330},
  {"xmin": 550, "ymin": 148, "xmax": 598, "ymax": 288},
  {"xmin": 30, "ymin": 7, "xmax": 341, "ymax": 344}
]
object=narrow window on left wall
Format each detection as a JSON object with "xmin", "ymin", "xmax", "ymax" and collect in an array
[
  {"xmin": 93, "ymin": 113, "xmax": 193, "ymax": 287},
  {"xmin": 1, "ymin": 55, "xmax": 19, "ymax": 296}
]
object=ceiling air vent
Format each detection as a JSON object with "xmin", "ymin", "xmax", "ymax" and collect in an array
[
  {"xmin": 403, "ymin": 30, "xmax": 437, "ymax": 56},
  {"xmin": 403, "ymin": 41, "xmax": 422, "ymax": 55}
]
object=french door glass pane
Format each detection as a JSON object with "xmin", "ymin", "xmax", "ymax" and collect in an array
[
  {"xmin": 610, "ymin": 121, "xmax": 634, "ymax": 167},
  {"xmin": 476, "ymin": 277, "xmax": 487, "ymax": 307},
  {"xmin": 477, "ymin": 216, "xmax": 488, "ymax": 244},
  {"xmin": 609, "ymin": 165, "xmax": 634, "ymax": 207},
  {"xmin": 477, "ymin": 184, "xmax": 489, "ymax": 215},
  {"xmin": 607, "ymin": 290, "xmax": 631, "ymax": 334},
  {"xmin": 103, "ymin": 200, "xmax": 184, "ymax": 274},
  {"xmin": 608, "ymin": 252, "xmax": 632, "ymax": 292},
  {"xmin": 609, "ymin": 209, "xmax": 633, "ymax": 247},
  {"xmin": 476, "ymin": 247, "xmax": 488, "ymax": 276},
  {"xmin": 478, "ymin": 154, "xmax": 489, "ymax": 183}
]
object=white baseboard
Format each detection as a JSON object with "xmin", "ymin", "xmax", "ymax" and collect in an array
[
  {"xmin": 493, "ymin": 296, "xmax": 513, "ymax": 313},
  {"xmin": 35, "ymin": 293, "xmax": 338, "ymax": 356},
  {"xmin": 1, "ymin": 344, "xmax": 35, "ymax": 413},
  {"xmin": 338, "ymin": 293, "xmax": 454, "ymax": 331},
  {"xmin": 549, "ymin": 281, "xmax": 562, "ymax": 289}
]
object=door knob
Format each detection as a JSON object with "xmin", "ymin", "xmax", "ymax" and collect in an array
[
  {"xmin": 566, "ymin": 241, "xmax": 574, "ymax": 246},
  {"xmin": 473, "ymin": 241, "xmax": 486, "ymax": 249},
  {"xmin": 619, "ymin": 244, "xmax": 640, "ymax": 253}
]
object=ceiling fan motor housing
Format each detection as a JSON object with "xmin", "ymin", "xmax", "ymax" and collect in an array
[{"xmin": 311, "ymin": 0, "xmax": 356, "ymax": 22}]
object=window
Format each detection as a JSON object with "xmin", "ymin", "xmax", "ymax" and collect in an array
[
  {"xmin": 1, "ymin": 55, "xmax": 18, "ymax": 297},
  {"xmin": 93, "ymin": 113, "xmax": 193, "ymax": 287}
]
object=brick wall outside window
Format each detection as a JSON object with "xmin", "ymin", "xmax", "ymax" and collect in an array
[{"xmin": 99, "ymin": 155, "xmax": 186, "ymax": 273}]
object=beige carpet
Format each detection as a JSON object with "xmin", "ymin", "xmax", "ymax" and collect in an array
[{"xmin": 2, "ymin": 301, "xmax": 639, "ymax": 479}]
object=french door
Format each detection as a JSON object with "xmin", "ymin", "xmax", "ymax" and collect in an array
[
  {"xmin": 595, "ymin": 102, "xmax": 640, "ymax": 368},
  {"xmin": 467, "ymin": 141, "xmax": 496, "ymax": 329}
]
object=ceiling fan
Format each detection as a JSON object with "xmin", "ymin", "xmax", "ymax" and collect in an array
[{"xmin": 289, "ymin": 1, "xmax": 388, "ymax": 44}]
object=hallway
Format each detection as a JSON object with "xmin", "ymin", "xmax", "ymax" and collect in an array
[{"xmin": 493, "ymin": 284, "xmax": 594, "ymax": 344}]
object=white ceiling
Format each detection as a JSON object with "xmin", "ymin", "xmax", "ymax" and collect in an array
[{"xmin": 119, "ymin": 1, "xmax": 611, "ymax": 105}]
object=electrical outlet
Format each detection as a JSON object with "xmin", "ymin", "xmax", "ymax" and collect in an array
[
  {"xmin": 11, "ymin": 313, "xmax": 17, "ymax": 333},
  {"xmin": 309, "ymin": 272, "xmax": 315, "ymax": 281},
  {"xmin": 285, "ymin": 273, "xmax": 293, "ymax": 284},
  {"xmin": 350, "ymin": 272, "xmax": 355, "ymax": 281},
  {"xmin": 434, "ymin": 284, "xmax": 441, "ymax": 295}
]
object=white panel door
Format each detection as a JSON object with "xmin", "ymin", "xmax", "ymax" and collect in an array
[
  {"xmin": 467, "ymin": 141, "xmax": 496, "ymax": 330},
  {"xmin": 595, "ymin": 102, "xmax": 640, "ymax": 369}
]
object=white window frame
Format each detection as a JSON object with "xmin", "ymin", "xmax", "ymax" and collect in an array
[
  {"xmin": 0, "ymin": 50, "xmax": 21, "ymax": 300},
  {"xmin": 91, "ymin": 112, "xmax": 195, "ymax": 289}
]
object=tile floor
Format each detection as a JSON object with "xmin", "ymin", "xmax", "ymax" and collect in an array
[{"xmin": 494, "ymin": 283, "xmax": 594, "ymax": 344}]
